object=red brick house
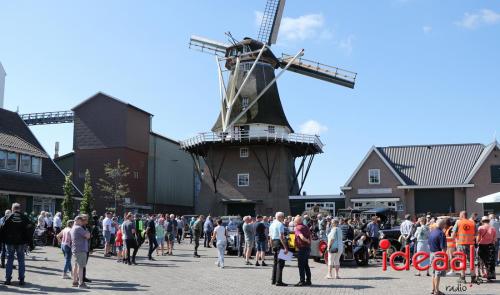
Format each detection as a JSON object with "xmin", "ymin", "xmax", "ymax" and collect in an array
[{"xmin": 341, "ymin": 142, "xmax": 500, "ymax": 216}]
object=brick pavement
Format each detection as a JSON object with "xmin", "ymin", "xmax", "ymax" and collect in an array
[{"xmin": 0, "ymin": 241, "xmax": 497, "ymax": 295}]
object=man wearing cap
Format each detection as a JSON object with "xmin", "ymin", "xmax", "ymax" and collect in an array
[{"xmin": 477, "ymin": 216, "xmax": 496, "ymax": 280}]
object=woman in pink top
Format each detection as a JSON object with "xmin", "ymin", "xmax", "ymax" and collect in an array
[
  {"xmin": 477, "ymin": 216, "xmax": 497, "ymax": 281},
  {"xmin": 57, "ymin": 220, "xmax": 74, "ymax": 279}
]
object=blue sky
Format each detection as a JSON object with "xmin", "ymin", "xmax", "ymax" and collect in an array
[{"xmin": 1, "ymin": 0, "xmax": 499, "ymax": 195}]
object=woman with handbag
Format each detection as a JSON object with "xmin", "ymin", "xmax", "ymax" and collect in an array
[{"xmin": 326, "ymin": 218, "xmax": 343, "ymax": 279}]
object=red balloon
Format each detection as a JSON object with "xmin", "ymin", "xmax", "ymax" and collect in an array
[{"xmin": 379, "ymin": 239, "xmax": 391, "ymax": 250}]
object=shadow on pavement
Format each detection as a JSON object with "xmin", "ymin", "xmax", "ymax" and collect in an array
[{"xmin": 308, "ymin": 283, "xmax": 374, "ymax": 290}]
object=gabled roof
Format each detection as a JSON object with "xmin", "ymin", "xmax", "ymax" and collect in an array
[
  {"xmin": 0, "ymin": 133, "xmax": 47, "ymax": 158},
  {"xmin": 344, "ymin": 143, "xmax": 491, "ymax": 189},
  {"xmin": 343, "ymin": 146, "xmax": 407, "ymax": 188},
  {"xmin": 0, "ymin": 108, "xmax": 82, "ymax": 197},
  {"xmin": 378, "ymin": 144, "xmax": 485, "ymax": 186},
  {"xmin": 72, "ymin": 92, "xmax": 153, "ymax": 116},
  {"xmin": 463, "ymin": 141, "xmax": 500, "ymax": 183}
]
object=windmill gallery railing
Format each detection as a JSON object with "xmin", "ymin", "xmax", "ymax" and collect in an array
[{"xmin": 180, "ymin": 130, "xmax": 324, "ymax": 150}]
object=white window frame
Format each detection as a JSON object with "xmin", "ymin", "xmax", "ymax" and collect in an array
[
  {"xmin": 19, "ymin": 154, "xmax": 32, "ymax": 173},
  {"xmin": 6, "ymin": 152, "xmax": 18, "ymax": 171},
  {"xmin": 237, "ymin": 173, "xmax": 249, "ymax": 187},
  {"xmin": 305, "ymin": 202, "xmax": 336, "ymax": 215},
  {"xmin": 368, "ymin": 169, "xmax": 380, "ymax": 185},
  {"xmin": 31, "ymin": 157, "xmax": 42, "ymax": 174},
  {"xmin": 240, "ymin": 147, "xmax": 249, "ymax": 158}
]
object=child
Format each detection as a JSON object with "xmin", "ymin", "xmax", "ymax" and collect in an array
[{"xmin": 115, "ymin": 227, "xmax": 124, "ymax": 263}]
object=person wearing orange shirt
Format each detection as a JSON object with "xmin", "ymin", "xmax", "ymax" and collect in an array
[{"xmin": 451, "ymin": 211, "xmax": 476, "ymax": 284}]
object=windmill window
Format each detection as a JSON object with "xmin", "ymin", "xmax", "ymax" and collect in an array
[
  {"xmin": 240, "ymin": 147, "xmax": 249, "ymax": 158},
  {"xmin": 368, "ymin": 169, "xmax": 380, "ymax": 184},
  {"xmin": 241, "ymin": 97, "xmax": 249, "ymax": 109},
  {"xmin": 238, "ymin": 173, "xmax": 249, "ymax": 187},
  {"xmin": 268, "ymin": 125, "xmax": 275, "ymax": 134}
]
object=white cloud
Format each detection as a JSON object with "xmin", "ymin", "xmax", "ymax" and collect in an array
[
  {"xmin": 255, "ymin": 12, "xmax": 331, "ymax": 42},
  {"xmin": 455, "ymin": 9, "xmax": 500, "ymax": 29},
  {"xmin": 422, "ymin": 25, "xmax": 432, "ymax": 33},
  {"xmin": 338, "ymin": 34, "xmax": 355, "ymax": 55},
  {"xmin": 299, "ymin": 120, "xmax": 328, "ymax": 135}
]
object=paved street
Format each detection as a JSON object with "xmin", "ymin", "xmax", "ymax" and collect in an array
[{"xmin": 0, "ymin": 242, "xmax": 498, "ymax": 295}]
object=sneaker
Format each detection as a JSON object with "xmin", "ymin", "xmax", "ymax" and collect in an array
[
  {"xmin": 78, "ymin": 283, "xmax": 90, "ymax": 289},
  {"xmin": 245, "ymin": 261, "xmax": 252, "ymax": 265},
  {"xmin": 295, "ymin": 281, "xmax": 306, "ymax": 287},
  {"xmin": 62, "ymin": 273, "xmax": 71, "ymax": 279},
  {"xmin": 275, "ymin": 282, "xmax": 288, "ymax": 287},
  {"xmin": 446, "ymin": 271, "xmax": 455, "ymax": 276},
  {"xmin": 19, "ymin": 279, "xmax": 25, "ymax": 286},
  {"xmin": 4, "ymin": 280, "xmax": 11, "ymax": 285},
  {"xmin": 255, "ymin": 262, "xmax": 260, "ymax": 266},
  {"xmin": 83, "ymin": 278, "xmax": 92, "ymax": 283},
  {"xmin": 72, "ymin": 281, "xmax": 78, "ymax": 287},
  {"xmin": 261, "ymin": 261, "xmax": 267, "ymax": 266},
  {"xmin": 304, "ymin": 281, "xmax": 312, "ymax": 286}
]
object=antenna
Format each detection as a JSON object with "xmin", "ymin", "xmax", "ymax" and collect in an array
[{"xmin": 257, "ymin": 0, "xmax": 286, "ymax": 45}]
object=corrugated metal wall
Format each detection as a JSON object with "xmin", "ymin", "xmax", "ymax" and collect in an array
[{"xmin": 148, "ymin": 134, "xmax": 194, "ymax": 207}]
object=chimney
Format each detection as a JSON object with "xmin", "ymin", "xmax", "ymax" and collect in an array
[
  {"xmin": 0, "ymin": 62, "xmax": 6, "ymax": 109},
  {"xmin": 55, "ymin": 142, "xmax": 60, "ymax": 158}
]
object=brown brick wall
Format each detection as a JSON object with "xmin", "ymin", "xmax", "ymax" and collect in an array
[{"xmin": 466, "ymin": 148, "xmax": 500, "ymax": 214}]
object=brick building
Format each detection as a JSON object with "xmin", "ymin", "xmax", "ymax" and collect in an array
[{"xmin": 341, "ymin": 142, "xmax": 500, "ymax": 216}]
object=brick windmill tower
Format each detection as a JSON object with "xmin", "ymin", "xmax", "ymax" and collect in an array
[{"xmin": 182, "ymin": 0, "xmax": 356, "ymax": 216}]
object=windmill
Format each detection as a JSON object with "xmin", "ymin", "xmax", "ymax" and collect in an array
[{"xmin": 181, "ymin": 0, "xmax": 356, "ymax": 216}]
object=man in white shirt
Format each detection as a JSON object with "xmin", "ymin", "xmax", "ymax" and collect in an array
[
  {"xmin": 102, "ymin": 212, "xmax": 113, "ymax": 257},
  {"xmin": 399, "ymin": 214, "xmax": 413, "ymax": 248}
]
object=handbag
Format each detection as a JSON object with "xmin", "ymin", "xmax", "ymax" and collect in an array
[{"xmin": 329, "ymin": 228, "xmax": 339, "ymax": 253}]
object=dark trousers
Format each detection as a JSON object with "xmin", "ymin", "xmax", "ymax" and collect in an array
[
  {"xmin": 297, "ymin": 247, "xmax": 311, "ymax": 283},
  {"xmin": 194, "ymin": 235, "xmax": 200, "ymax": 254},
  {"xmin": 271, "ymin": 240, "xmax": 285, "ymax": 284},
  {"xmin": 147, "ymin": 235, "xmax": 158, "ymax": 258},
  {"xmin": 204, "ymin": 230, "xmax": 212, "ymax": 247},
  {"xmin": 125, "ymin": 239, "xmax": 138, "ymax": 263},
  {"xmin": 0, "ymin": 242, "xmax": 6, "ymax": 266},
  {"xmin": 478, "ymin": 244, "xmax": 496, "ymax": 279}
]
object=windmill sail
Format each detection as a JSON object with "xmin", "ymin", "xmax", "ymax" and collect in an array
[
  {"xmin": 279, "ymin": 54, "xmax": 357, "ymax": 89},
  {"xmin": 190, "ymin": 35, "xmax": 229, "ymax": 56},
  {"xmin": 257, "ymin": 0, "xmax": 286, "ymax": 45}
]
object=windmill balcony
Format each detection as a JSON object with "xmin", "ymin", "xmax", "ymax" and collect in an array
[{"xmin": 181, "ymin": 130, "xmax": 324, "ymax": 156}]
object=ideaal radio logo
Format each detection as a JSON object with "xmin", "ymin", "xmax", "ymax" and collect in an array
[{"xmin": 378, "ymin": 240, "xmax": 482, "ymax": 293}]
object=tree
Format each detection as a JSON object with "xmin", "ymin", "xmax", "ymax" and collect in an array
[
  {"xmin": 98, "ymin": 159, "xmax": 130, "ymax": 212},
  {"xmin": 80, "ymin": 169, "xmax": 94, "ymax": 216},
  {"xmin": 62, "ymin": 172, "xmax": 74, "ymax": 226}
]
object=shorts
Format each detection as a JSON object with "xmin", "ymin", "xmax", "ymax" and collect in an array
[
  {"xmin": 116, "ymin": 245, "xmax": 123, "ymax": 252},
  {"xmin": 328, "ymin": 251, "xmax": 343, "ymax": 266},
  {"xmin": 256, "ymin": 240, "xmax": 267, "ymax": 252},
  {"xmin": 72, "ymin": 252, "xmax": 87, "ymax": 268},
  {"xmin": 103, "ymin": 231, "xmax": 111, "ymax": 243},
  {"xmin": 245, "ymin": 240, "xmax": 255, "ymax": 249},
  {"xmin": 430, "ymin": 252, "xmax": 446, "ymax": 277},
  {"xmin": 166, "ymin": 232, "xmax": 175, "ymax": 242},
  {"xmin": 110, "ymin": 234, "xmax": 116, "ymax": 244},
  {"xmin": 456, "ymin": 244, "xmax": 471, "ymax": 256},
  {"xmin": 157, "ymin": 236, "xmax": 165, "ymax": 244}
]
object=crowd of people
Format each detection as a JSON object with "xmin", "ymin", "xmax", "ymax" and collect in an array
[
  {"xmin": 397, "ymin": 211, "xmax": 499, "ymax": 295},
  {"xmin": 0, "ymin": 203, "xmax": 499, "ymax": 293}
]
